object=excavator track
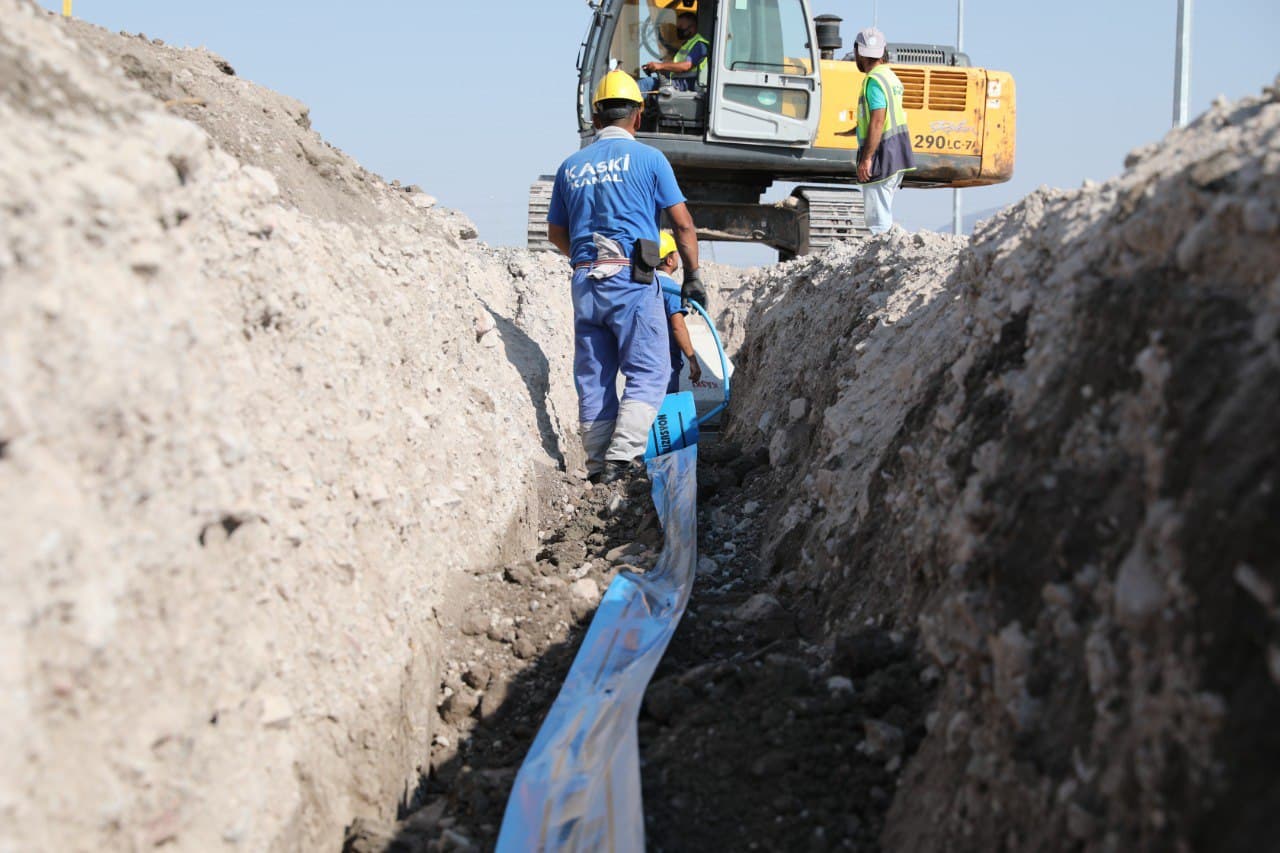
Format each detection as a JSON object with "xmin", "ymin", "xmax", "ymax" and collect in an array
[
  {"xmin": 793, "ymin": 186, "xmax": 869, "ymax": 254},
  {"xmin": 527, "ymin": 175, "xmax": 556, "ymax": 252}
]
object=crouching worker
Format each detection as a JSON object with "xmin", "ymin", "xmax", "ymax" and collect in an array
[
  {"xmin": 656, "ymin": 230, "xmax": 702, "ymax": 393},
  {"xmin": 546, "ymin": 70, "xmax": 705, "ymax": 485}
]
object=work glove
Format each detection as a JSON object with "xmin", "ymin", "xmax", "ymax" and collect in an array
[{"xmin": 681, "ymin": 268, "xmax": 708, "ymax": 312}]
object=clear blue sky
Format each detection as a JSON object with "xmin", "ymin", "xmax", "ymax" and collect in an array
[{"xmin": 43, "ymin": 1, "xmax": 1280, "ymax": 265}]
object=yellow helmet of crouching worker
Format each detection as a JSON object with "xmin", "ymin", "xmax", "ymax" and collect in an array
[
  {"xmin": 592, "ymin": 70, "xmax": 644, "ymax": 107},
  {"xmin": 659, "ymin": 230, "xmax": 677, "ymax": 261}
]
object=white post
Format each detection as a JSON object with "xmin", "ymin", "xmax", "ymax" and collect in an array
[
  {"xmin": 1174, "ymin": 0, "xmax": 1192, "ymax": 127},
  {"xmin": 873, "ymin": 0, "xmax": 879, "ymax": 28},
  {"xmin": 953, "ymin": 0, "xmax": 965, "ymax": 235}
]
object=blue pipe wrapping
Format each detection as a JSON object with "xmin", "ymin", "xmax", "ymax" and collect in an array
[{"xmin": 496, "ymin": 444, "xmax": 699, "ymax": 852}]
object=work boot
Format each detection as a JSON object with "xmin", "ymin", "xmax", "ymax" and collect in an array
[{"xmin": 591, "ymin": 458, "xmax": 644, "ymax": 486}]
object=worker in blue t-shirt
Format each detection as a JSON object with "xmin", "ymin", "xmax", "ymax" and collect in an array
[
  {"xmin": 547, "ymin": 71, "xmax": 706, "ymax": 485},
  {"xmin": 656, "ymin": 231, "xmax": 701, "ymax": 393}
]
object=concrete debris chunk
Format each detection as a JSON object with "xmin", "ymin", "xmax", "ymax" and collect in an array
[
  {"xmin": 825, "ymin": 676, "xmax": 855, "ymax": 694},
  {"xmin": 733, "ymin": 593, "xmax": 784, "ymax": 623},
  {"xmin": 259, "ymin": 693, "xmax": 293, "ymax": 729},
  {"xmin": 569, "ymin": 578, "xmax": 600, "ymax": 604},
  {"xmin": 1234, "ymin": 563, "xmax": 1276, "ymax": 611},
  {"xmin": 788, "ymin": 397, "xmax": 808, "ymax": 422}
]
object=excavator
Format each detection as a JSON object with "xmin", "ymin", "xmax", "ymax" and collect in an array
[{"xmin": 529, "ymin": 0, "xmax": 1016, "ymax": 258}]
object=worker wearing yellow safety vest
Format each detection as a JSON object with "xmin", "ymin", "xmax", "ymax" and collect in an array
[
  {"xmin": 641, "ymin": 12, "xmax": 710, "ymax": 93},
  {"xmin": 851, "ymin": 27, "xmax": 916, "ymax": 234}
]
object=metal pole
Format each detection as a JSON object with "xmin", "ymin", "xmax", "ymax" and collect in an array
[
  {"xmin": 873, "ymin": 0, "xmax": 879, "ymax": 28},
  {"xmin": 1173, "ymin": 0, "xmax": 1192, "ymax": 127},
  {"xmin": 953, "ymin": 0, "xmax": 964, "ymax": 235}
]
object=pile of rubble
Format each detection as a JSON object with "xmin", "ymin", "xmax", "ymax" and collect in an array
[
  {"xmin": 1, "ymin": 3, "xmax": 580, "ymax": 848},
  {"xmin": 722, "ymin": 78, "xmax": 1280, "ymax": 850}
]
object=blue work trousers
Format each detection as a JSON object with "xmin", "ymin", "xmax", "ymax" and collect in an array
[{"xmin": 572, "ymin": 267, "xmax": 670, "ymax": 428}]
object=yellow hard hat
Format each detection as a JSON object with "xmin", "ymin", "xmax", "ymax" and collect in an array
[
  {"xmin": 592, "ymin": 70, "xmax": 644, "ymax": 107},
  {"xmin": 659, "ymin": 230, "xmax": 677, "ymax": 259}
]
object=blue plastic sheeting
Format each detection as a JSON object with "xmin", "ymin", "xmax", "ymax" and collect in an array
[
  {"xmin": 496, "ymin": 445, "xmax": 699, "ymax": 852},
  {"xmin": 645, "ymin": 391, "xmax": 699, "ymax": 460}
]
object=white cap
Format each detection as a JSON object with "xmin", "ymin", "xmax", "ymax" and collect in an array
[{"xmin": 855, "ymin": 27, "xmax": 887, "ymax": 59}]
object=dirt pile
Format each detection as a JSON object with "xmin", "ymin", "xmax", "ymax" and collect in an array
[
  {"xmin": 0, "ymin": 3, "xmax": 580, "ymax": 850},
  {"xmin": 723, "ymin": 81, "xmax": 1280, "ymax": 849},
  {"xmin": 60, "ymin": 15, "xmax": 424, "ymax": 230}
]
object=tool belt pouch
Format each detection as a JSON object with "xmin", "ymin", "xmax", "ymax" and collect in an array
[{"xmin": 630, "ymin": 239, "xmax": 660, "ymax": 284}]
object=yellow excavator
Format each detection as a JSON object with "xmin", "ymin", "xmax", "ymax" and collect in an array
[{"xmin": 529, "ymin": 0, "xmax": 1016, "ymax": 258}]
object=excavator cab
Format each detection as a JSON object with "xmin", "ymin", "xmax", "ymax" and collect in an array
[
  {"xmin": 597, "ymin": 0, "xmax": 708, "ymax": 134},
  {"xmin": 529, "ymin": 0, "xmax": 1017, "ymax": 258},
  {"xmin": 591, "ymin": 0, "xmax": 822, "ymax": 143}
]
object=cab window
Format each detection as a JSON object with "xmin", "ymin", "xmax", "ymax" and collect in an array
[
  {"xmin": 723, "ymin": 0, "xmax": 812, "ymax": 75},
  {"xmin": 608, "ymin": 0, "xmax": 690, "ymax": 79}
]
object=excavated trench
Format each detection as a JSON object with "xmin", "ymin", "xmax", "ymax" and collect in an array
[
  {"xmin": 8, "ymin": 4, "xmax": 1280, "ymax": 851},
  {"xmin": 344, "ymin": 438, "xmax": 934, "ymax": 853}
]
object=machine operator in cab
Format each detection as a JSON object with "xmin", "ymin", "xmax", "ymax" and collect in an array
[
  {"xmin": 640, "ymin": 12, "xmax": 710, "ymax": 93},
  {"xmin": 546, "ymin": 71, "xmax": 705, "ymax": 485}
]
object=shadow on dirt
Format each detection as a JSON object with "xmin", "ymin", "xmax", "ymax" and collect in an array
[{"xmin": 481, "ymin": 300, "xmax": 566, "ymax": 470}]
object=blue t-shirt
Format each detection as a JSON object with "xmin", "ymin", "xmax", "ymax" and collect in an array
[
  {"xmin": 865, "ymin": 76, "xmax": 888, "ymax": 111},
  {"xmin": 547, "ymin": 131, "xmax": 686, "ymax": 266},
  {"xmin": 660, "ymin": 280, "xmax": 687, "ymax": 366},
  {"xmin": 683, "ymin": 41, "xmax": 709, "ymax": 68}
]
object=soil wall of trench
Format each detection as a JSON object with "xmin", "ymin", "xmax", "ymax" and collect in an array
[
  {"xmin": 0, "ymin": 3, "xmax": 585, "ymax": 849},
  {"xmin": 723, "ymin": 80, "xmax": 1280, "ymax": 850}
]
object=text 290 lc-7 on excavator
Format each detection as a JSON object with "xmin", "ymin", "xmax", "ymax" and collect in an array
[{"xmin": 530, "ymin": 0, "xmax": 1016, "ymax": 259}]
